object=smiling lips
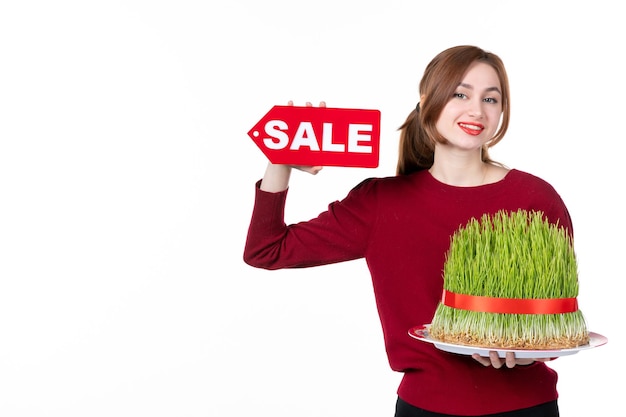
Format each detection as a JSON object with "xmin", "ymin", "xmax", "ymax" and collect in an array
[{"xmin": 458, "ymin": 122, "xmax": 484, "ymax": 136}]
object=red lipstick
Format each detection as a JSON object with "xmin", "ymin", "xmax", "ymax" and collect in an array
[{"xmin": 458, "ymin": 122, "xmax": 484, "ymax": 136}]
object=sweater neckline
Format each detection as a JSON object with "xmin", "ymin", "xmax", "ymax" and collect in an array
[{"xmin": 423, "ymin": 168, "xmax": 515, "ymax": 190}]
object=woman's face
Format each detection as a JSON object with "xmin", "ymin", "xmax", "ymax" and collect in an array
[{"xmin": 435, "ymin": 61, "xmax": 503, "ymax": 151}]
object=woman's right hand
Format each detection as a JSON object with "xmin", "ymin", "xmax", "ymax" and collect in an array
[
  {"xmin": 292, "ymin": 165, "xmax": 323, "ymax": 175},
  {"xmin": 259, "ymin": 100, "xmax": 326, "ymax": 192},
  {"xmin": 287, "ymin": 100, "xmax": 325, "ymax": 174}
]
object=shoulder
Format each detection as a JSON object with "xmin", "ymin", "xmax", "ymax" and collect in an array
[
  {"xmin": 332, "ymin": 172, "xmax": 427, "ymax": 209},
  {"xmin": 506, "ymin": 169, "xmax": 573, "ymax": 231},
  {"xmin": 506, "ymin": 169, "xmax": 560, "ymax": 193},
  {"xmin": 345, "ymin": 171, "xmax": 427, "ymax": 199}
]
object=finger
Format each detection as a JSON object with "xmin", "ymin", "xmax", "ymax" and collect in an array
[
  {"xmin": 305, "ymin": 101, "xmax": 313, "ymax": 107},
  {"xmin": 489, "ymin": 351, "xmax": 504, "ymax": 369},
  {"xmin": 308, "ymin": 166, "xmax": 323, "ymax": 175},
  {"xmin": 472, "ymin": 353, "xmax": 490, "ymax": 366},
  {"xmin": 505, "ymin": 352, "xmax": 516, "ymax": 368},
  {"xmin": 515, "ymin": 358, "xmax": 536, "ymax": 366},
  {"xmin": 293, "ymin": 166, "xmax": 323, "ymax": 175},
  {"xmin": 319, "ymin": 101, "xmax": 327, "ymax": 108}
]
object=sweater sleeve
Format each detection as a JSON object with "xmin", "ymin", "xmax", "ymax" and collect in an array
[{"xmin": 243, "ymin": 179, "xmax": 375, "ymax": 270}]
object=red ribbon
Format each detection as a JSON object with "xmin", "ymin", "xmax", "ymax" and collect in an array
[{"xmin": 441, "ymin": 289, "xmax": 578, "ymax": 314}]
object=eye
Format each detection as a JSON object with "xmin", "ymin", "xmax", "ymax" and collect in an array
[
  {"xmin": 483, "ymin": 97, "xmax": 499, "ymax": 104},
  {"xmin": 453, "ymin": 92, "xmax": 467, "ymax": 99}
]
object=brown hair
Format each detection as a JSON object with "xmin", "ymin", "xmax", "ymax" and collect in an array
[{"xmin": 396, "ymin": 45, "xmax": 510, "ymax": 175}]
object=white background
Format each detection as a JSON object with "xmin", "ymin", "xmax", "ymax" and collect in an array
[{"xmin": 0, "ymin": 1, "xmax": 622, "ymax": 416}]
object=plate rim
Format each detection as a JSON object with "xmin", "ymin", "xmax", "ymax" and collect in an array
[{"xmin": 408, "ymin": 323, "xmax": 608, "ymax": 358}]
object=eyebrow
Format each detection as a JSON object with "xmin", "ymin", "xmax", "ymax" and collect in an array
[{"xmin": 458, "ymin": 83, "xmax": 502, "ymax": 95}]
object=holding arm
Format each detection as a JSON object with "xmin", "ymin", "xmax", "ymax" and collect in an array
[{"xmin": 244, "ymin": 100, "xmax": 370, "ymax": 270}]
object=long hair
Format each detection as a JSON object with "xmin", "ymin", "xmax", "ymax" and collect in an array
[{"xmin": 396, "ymin": 45, "xmax": 511, "ymax": 176}]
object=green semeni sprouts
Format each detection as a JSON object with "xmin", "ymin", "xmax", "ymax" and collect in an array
[{"xmin": 430, "ymin": 209, "xmax": 589, "ymax": 349}]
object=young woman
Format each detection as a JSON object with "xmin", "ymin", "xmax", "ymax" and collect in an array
[{"xmin": 244, "ymin": 45, "xmax": 570, "ymax": 417}]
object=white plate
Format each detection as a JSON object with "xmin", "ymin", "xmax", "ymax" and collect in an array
[{"xmin": 408, "ymin": 324, "xmax": 608, "ymax": 358}]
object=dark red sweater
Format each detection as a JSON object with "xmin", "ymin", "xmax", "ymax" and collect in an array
[{"xmin": 244, "ymin": 169, "xmax": 573, "ymax": 415}]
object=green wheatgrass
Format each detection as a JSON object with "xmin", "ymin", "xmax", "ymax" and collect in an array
[{"xmin": 429, "ymin": 209, "xmax": 589, "ymax": 349}]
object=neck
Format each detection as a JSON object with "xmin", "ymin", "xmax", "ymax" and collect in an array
[{"xmin": 429, "ymin": 154, "xmax": 489, "ymax": 187}]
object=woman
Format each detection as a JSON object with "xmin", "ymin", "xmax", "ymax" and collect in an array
[{"xmin": 244, "ymin": 45, "xmax": 570, "ymax": 416}]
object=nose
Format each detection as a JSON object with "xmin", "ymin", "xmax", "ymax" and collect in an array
[{"xmin": 468, "ymin": 99, "xmax": 483, "ymax": 118}]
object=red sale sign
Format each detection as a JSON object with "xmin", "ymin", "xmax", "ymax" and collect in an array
[{"xmin": 247, "ymin": 105, "xmax": 381, "ymax": 168}]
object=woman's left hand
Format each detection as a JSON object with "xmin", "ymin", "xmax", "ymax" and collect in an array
[{"xmin": 472, "ymin": 351, "xmax": 551, "ymax": 368}]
